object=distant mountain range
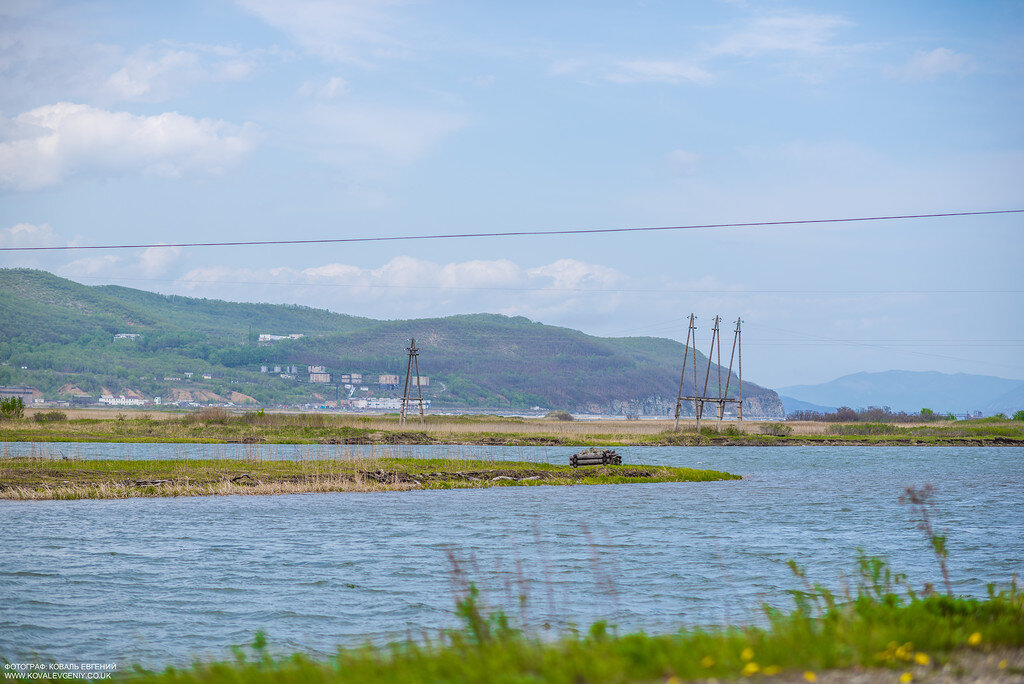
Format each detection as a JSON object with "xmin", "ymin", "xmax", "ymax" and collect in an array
[
  {"xmin": 779, "ymin": 370, "xmax": 1024, "ymax": 416},
  {"xmin": 0, "ymin": 269, "xmax": 782, "ymax": 416}
]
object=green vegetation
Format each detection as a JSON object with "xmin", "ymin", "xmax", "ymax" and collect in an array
[
  {"xmin": 2, "ymin": 410, "xmax": 1023, "ymax": 446},
  {"xmin": 0, "ymin": 396, "xmax": 25, "ymax": 420},
  {"xmin": 0, "ymin": 455, "xmax": 739, "ymax": 500},
  {"xmin": 0, "ymin": 268, "xmax": 780, "ymax": 413},
  {"xmin": 114, "ymin": 554, "xmax": 1023, "ymax": 683}
]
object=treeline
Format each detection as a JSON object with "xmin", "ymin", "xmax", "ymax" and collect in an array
[{"xmin": 787, "ymin": 406, "xmax": 953, "ymax": 422}]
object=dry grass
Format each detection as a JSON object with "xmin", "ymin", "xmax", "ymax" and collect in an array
[{"xmin": 0, "ymin": 454, "xmax": 739, "ymax": 500}]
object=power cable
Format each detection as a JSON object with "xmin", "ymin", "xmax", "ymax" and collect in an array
[{"xmin": 2, "ymin": 209, "xmax": 1021, "ymax": 252}]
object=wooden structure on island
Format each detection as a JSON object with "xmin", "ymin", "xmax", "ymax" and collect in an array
[
  {"xmin": 672, "ymin": 315, "xmax": 743, "ymax": 432},
  {"xmin": 399, "ymin": 337, "xmax": 426, "ymax": 426}
]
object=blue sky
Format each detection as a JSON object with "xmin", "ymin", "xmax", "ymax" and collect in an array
[{"xmin": 1, "ymin": 0, "xmax": 1022, "ymax": 387}]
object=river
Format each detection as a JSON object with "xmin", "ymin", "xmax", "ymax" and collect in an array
[{"xmin": 1, "ymin": 444, "xmax": 1022, "ymax": 666}]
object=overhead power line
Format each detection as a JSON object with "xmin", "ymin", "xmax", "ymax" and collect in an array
[{"xmin": 1, "ymin": 209, "xmax": 1021, "ymax": 252}]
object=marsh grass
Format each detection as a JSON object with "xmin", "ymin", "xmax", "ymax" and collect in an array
[
  {"xmin": 0, "ymin": 455, "xmax": 739, "ymax": 500},
  {"xmin": 118, "ymin": 553, "xmax": 1024, "ymax": 684},
  {"xmin": 5, "ymin": 410, "xmax": 1023, "ymax": 446}
]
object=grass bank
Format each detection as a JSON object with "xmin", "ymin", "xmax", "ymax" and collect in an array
[
  {"xmin": 3, "ymin": 410, "xmax": 1023, "ymax": 446},
  {"xmin": 117, "ymin": 556, "xmax": 1024, "ymax": 683},
  {"xmin": 0, "ymin": 456, "xmax": 739, "ymax": 500}
]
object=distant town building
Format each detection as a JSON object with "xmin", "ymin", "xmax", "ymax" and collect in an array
[
  {"xmin": 309, "ymin": 372, "xmax": 331, "ymax": 383},
  {"xmin": 339, "ymin": 373, "xmax": 363, "ymax": 384},
  {"xmin": 258, "ymin": 333, "xmax": 305, "ymax": 342},
  {"xmin": 114, "ymin": 333, "xmax": 142, "ymax": 340},
  {"xmin": 0, "ymin": 386, "xmax": 41, "ymax": 401},
  {"xmin": 260, "ymin": 365, "xmax": 268, "ymax": 373},
  {"xmin": 98, "ymin": 394, "xmax": 146, "ymax": 407},
  {"xmin": 411, "ymin": 376, "xmax": 429, "ymax": 386},
  {"xmin": 378, "ymin": 374, "xmax": 400, "ymax": 386},
  {"xmin": 309, "ymin": 365, "xmax": 327, "ymax": 374}
]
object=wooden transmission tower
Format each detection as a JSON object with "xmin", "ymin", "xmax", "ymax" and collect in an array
[
  {"xmin": 399, "ymin": 337, "xmax": 425, "ymax": 425},
  {"xmin": 673, "ymin": 315, "xmax": 743, "ymax": 432}
]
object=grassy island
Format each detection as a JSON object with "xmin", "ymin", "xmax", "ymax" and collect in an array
[
  {"xmin": 0, "ymin": 456, "xmax": 739, "ymax": 500},
  {"xmin": 2, "ymin": 409, "xmax": 1023, "ymax": 447}
]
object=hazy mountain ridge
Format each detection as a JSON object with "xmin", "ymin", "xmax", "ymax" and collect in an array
[
  {"xmin": 780, "ymin": 370, "xmax": 1024, "ymax": 415},
  {"xmin": 0, "ymin": 269, "xmax": 782, "ymax": 415}
]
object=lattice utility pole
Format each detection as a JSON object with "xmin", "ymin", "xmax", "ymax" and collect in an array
[
  {"xmin": 399, "ymin": 337, "xmax": 425, "ymax": 426},
  {"xmin": 722, "ymin": 318, "xmax": 743, "ymax": 424},
  {"xmin": 675, "ymin": 314, "xmax": 743, "ymax": 433},
  {"xmin": 673, "ymin": 314, "xmax": 698, "ymax": 432}
]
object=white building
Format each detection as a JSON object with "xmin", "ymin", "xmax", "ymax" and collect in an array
[{"xmin": 98, "ymin": 394, "xmax": 146, "ymax": 407}]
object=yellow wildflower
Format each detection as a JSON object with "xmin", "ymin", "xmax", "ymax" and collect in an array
[
  {"xmin": 741, "ymin": 647, "xmax": 755, "ymax": 661},
  {"xmin": 967, "ymin": 632, "xmax": 982, "ymax": 646},
  {"xmin": 914, "ymin": 652, "xmax": 930, "ymax": 666},
  {"xmin": 899, "ymin": 672, "xmax": 913, "ymax": 683},
  {"xmin": 894, "ymin": 643, "xmax": 913, "ymax": 661},
  {"xmin": 803, "ymin": 672, "xmax": 818, "ymax": 683},
  {"xmin": 741, "ymin": 662, "xmax": 760, "ymax": 677},
  {"xmin": 667, "ymin": 677, "xmax": 682, "ymax": 684},
  {"xmin": 998, "ymin": 660, "xmax": 1008, "ymax": 670},
  {"xmin": 700, "ymin": 656, "xmax": 716, "ymax": 668},
  {"xmin": 763, "ymin": 665, "xmax": 781, "ymax": 676}
]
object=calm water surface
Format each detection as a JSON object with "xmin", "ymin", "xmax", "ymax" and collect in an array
[{"xmin": 1, "ymin": 444, "xmax": 1022, "ymax": 666}]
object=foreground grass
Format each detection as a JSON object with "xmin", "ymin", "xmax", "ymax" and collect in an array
[
  {"xmin": 3, "ymin": 411, "xmax": 1023, "ymax": 446},
  {"xmin": 119, "ymin": 560, "xmax": 1024, "ymax": 683},
  {"xmin": 0, "ymin": 456, "xmax": 739, "ymax": 500}
]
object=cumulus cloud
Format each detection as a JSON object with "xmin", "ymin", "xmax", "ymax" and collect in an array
[
  {"xmin": 138, "ymin": 245, "xmax": 183, "ymax": 275},
  {"xmin": 0, "ymin": 102, "xmax": 261, "ymax": 191},
  {"xmin": 0, "ymin": 222, "xmax": 66, "ymax": 248},
  {"xmin": 887, "ymin": 48, "xmax": 973, "ymax": 82}
]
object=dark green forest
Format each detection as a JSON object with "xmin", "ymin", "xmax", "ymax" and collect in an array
[{"xmin": 0, "ymin": 269, "xmax": 781, "ymax": 414}]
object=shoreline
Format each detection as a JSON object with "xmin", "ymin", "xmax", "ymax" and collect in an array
[
  {"xmin": 0, "ymin": 456, "xmax": 740, "ymax": 500},
  {"xmin": 3, "ymin": 412, "xmax": 1022, "ymax": 448}
]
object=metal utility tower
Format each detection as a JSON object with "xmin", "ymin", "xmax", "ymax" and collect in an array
[
  {"xmin": 399, "ymin": 337, "xmax": 425, "ymax": 425},
  {"xmin": 673, "ymin": 315, "xmax": 743, "ymax": 432}
]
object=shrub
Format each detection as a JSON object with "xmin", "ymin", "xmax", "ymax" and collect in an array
[
  {"xmin": 0, "ymin": 396, "xmax": 25, "ymax": 420},
  {"xmin": 1014, "ymin": 410, "xmax": 1024, "ymax": 422},
  {"xmin": 545, "ymin": 410, "xmax": 574, "ymax": 421},
  {"xmin": 33, "ymin": 410, "xmax": 67, "ymax": 422},
  {"xmin": 759, "ymin": 422, "xmax": 792, "ymax": 436}
]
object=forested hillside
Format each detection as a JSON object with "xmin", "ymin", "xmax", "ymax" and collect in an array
[{"xmin": 0, "ymin": 269, "xmax": 782, "ymax": 416}]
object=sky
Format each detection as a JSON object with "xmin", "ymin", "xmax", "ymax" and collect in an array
[{"xmin": 1, "ymin": 0, "xmax": 1022, "ymax": 388}]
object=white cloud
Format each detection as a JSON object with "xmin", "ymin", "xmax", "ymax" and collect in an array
[
  {"xmin": 887, "ymin": 48, "xmax": 973, "ymax": 82},
  {"xmin": 306, "ymin": 103, "xmax": 468, "ymax": 167},
  {"xmin": 0, "ymin": 102, "xmax": 261, "ymax": 191},
  {"xmin": 297, "ymin": 76, "xmax": 349, "ymax": 99},
  {"xmin": 712, "ymin": 12, "xmax": 852, "ymax": 57},
  {"xmin": 234, "ymin": 0, "xmax": 405, "ymax": 64},
  {"xmin": 137, "ymin": 245, "xmax": 183, "ymax": 275},
  {"xmin": 549, "ymin": 58, "xmax": 712, "ymax": 86},
  {"xmin": 105, "ymin": 47, "xmax": 255, "ymax": 101},
  {"xmin": 60, "ymin": 254, "xmax": 121, "ymax": 276},
  {"xmin": 666, "ymin": 149, "xmax": 701, "ymax": 176},
  {"xmin": 0, "ymin": 222, "xmax": 65, "ymax": 248},
  {"xmin": 605, "ymin": 59, "xmax": 714, "ymax": 85}
]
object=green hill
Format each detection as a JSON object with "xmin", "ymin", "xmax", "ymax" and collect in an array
[{"xmin": 0, "ymin": 269, "xmax": 782, "ymax": 416}]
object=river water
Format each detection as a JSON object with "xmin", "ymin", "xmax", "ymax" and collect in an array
[{"xmin": 1, "ymin": 444, "xmax": 1022, "ymax": 667}]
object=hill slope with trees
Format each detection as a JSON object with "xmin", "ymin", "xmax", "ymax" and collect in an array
[{"xmin": 0, "ymin": 269, "xmax": 782, "ymax": 416}]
